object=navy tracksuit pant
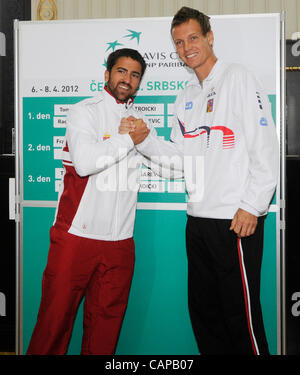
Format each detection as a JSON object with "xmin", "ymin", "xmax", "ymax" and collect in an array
[{"xmin": 186, "ymin": 215, "xmax": 269, "ymax": 355}]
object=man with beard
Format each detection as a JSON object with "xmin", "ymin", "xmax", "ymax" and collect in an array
[{"xmin": 27, "ymin": 48, "xmax": 149, "ymax": 355}]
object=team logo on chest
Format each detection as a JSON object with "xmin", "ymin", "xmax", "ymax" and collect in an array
[
  {"xmin": 185, "ymin": 101, "xmax": 193, "ymax": 110},
  {"xmin": 206, "ymin": 98, "xmax": 214, "ymax": 113},
  {"xmin": 206, "ymin": 87, "xmax": 216, "ymax": 113},
  {"xmin": 103, "ymin": 133, "xmax": 111, "ymax": 140}
]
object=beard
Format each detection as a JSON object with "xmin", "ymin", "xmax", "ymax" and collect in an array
[{"xmin": 106, "ymin": 80, "xmax": 134, "ymax": 102}]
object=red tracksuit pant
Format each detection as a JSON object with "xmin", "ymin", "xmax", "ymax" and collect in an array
[{"xmin": 26, "ymin": 225, "xmax": 135, "ymax": 355}]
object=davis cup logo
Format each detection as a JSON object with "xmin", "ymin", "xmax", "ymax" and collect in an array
[
  {"xmin": 102, "ymin": 29, "xmax": 142, "ymax": 68},
  {"xmin": 89, "ymin": 28, "xmax": 143, "ymax": 93},
  {"xmin": 101, "ymin": 28, "xmax": 184, "ymax": 70}
]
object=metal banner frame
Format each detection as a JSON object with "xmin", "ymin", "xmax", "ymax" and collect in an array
[{"xmin": 14, "ymin": 13, "xmax": 286, "ymax": 355}]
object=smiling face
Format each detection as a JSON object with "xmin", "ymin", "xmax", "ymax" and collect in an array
[
  {"xmin": 172, "ymin": 19, "xmax": 216, "ymax": 80},
  {"xmin": 105, "ymin": 56, "xmax": 142, "ymax": 102}
]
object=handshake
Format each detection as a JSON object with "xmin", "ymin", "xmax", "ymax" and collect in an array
[{"xmin": 119, "ymin": 116, "xmax": 150, "ymax": 145}]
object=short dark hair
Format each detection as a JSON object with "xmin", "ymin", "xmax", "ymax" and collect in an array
[
  {"xmin": 171, "ymin": 6, "xmax": 211, "ymax": 36},
  {"xmin": 106, "ymin": 48, "xmax": 146, "ymax": 78}
]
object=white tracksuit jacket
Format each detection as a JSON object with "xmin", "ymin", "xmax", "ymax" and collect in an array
[
  {"xmin": 53, "ymin": 88, "xmax": 145, "ymax": 241},
  {"xmin": 136, "ymin": 60, "xmax": 279, "ymax": 219}
]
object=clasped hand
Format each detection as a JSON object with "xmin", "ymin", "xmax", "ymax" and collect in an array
[{"xmin": 119, "ymin": 116, "xmax": 150, "ymax": 145}]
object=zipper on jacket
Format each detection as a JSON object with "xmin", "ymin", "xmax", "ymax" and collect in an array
[{"xmin": 112, "ymin": 107, "xmax": 126, "ymax": 239}]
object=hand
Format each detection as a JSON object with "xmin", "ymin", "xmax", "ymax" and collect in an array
[
  {"xmin": 118, "ymin": 116, "xmax": 136, "ymax": 134},
  {"xmin": 129, "ymin": 118, "xmax": 150, "ymax": 145},
  {"xmin": 229, "ymin": 208, "xmax": 258, "ymax": 238}
]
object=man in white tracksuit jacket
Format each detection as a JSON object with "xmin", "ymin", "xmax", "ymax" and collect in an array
[
  {"xmin": 126, "ymin": 7, "xmax": 279, "ymax": 354},
  {"xmin": 27, "ymin": 48, "xmax": 149, "ymax": 355}
]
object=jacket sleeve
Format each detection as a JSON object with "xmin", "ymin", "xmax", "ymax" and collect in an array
[
  {"xmin": 135, "ymin": 95, "xmax": 185, "ymax": 179},
  {"xmin": 238, "ymin": 69, "xmax": 279, "ymax": 216},
  {"xmin": 66, "ymin": 104, "xmax": 134, "ymax": 177}
]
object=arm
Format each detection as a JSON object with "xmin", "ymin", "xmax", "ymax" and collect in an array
[
  {"xmin": 123, "ymin": 94, "xmax": 186, "ymax": 178},
  {"xmin": 119, "ymin": 114, "xmax": 185, "ymax": 179},
  {"xmin": 230, "ymin": 69, "xmax": 279, "ymax": 237},
  {"xmin": 66, "ymin": 104, "xmax": 134, "ymax": 177}
]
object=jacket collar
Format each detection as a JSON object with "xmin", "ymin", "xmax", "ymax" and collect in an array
[
  {"xmin": 188, "ymin": 59, "xmax": 228, "ymax": 88},
  {"xmin": 104, "ymin": 85, "xmax": 134, "ymax": 109}
]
